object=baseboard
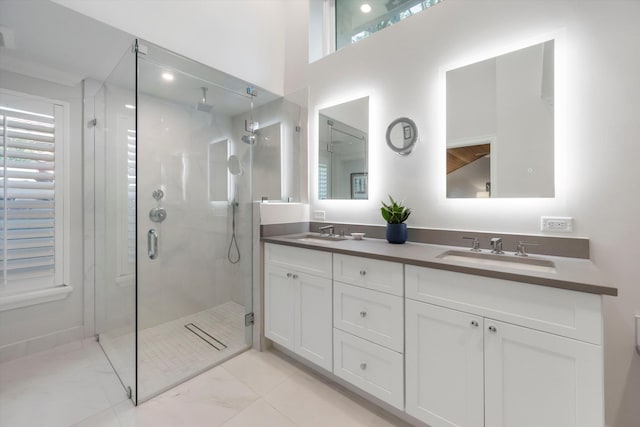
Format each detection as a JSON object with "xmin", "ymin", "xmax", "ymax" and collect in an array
[{"xmin": 0, "ymin": 325, "xmax": 84, "ymax": 363}]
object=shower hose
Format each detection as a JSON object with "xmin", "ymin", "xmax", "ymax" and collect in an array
[{"xmin": 227, "ymin": 200, "xmax": 241, "ymax": 264}]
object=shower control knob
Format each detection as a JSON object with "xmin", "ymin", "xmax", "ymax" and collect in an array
[
  {"xmin": 152, "ymin": 189, "xmax": 164, "ymax": 201},
  {"xmin": 149, "ymin": 207, "xmax": 167, "ymax": 223}
]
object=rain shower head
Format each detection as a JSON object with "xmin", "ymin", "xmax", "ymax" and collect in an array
[{"xmin": 196, "ymin": 87, "xmax": 213, "ymax": 113}]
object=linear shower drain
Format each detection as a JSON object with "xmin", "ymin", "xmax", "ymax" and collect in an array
[{"xmin": 184, "ymin": 323, "xmax": 227, "ymax": 351}]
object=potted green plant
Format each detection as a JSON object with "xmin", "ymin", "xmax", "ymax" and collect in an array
[{"xmin": 381, "ymin": 195, "xmax": 411, "ymax": 244}]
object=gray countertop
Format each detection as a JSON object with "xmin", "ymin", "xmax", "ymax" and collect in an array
[{"xmin": 262, "ymin": 233, "xmax": 617, "ymax": 296}]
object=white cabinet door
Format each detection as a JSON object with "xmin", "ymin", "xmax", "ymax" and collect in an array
[
  {"xmin": 296, "ymin": 272, "xmax": 333, "ymax": 371},
  {"xmin": 484, "ymin": 319, "xmax": 604, "ymax": 427},
  {"xmin": 264, "ymin": 265, "xmax": 296, "ymax": 351},
  {"xmin": 405, "ymin": 300, "xmax": 484, "ymax": 427}
]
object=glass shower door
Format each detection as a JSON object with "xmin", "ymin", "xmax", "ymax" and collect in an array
[
  {"xmin": 94, "ymin": 46, "xmax": 137, "ymax": 403},
  {"xmin": 135, "ymin": 42, "xmax": 255, "ymax": 401}
]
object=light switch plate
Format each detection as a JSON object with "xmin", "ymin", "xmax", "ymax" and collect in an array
[{"xmin": 313, "ymin": 210, "xmax": 326, "ymax": 220}]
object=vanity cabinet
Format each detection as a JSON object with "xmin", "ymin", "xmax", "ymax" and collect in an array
[
  {"xmin": 264, "ymin": 243, "xmax": 333, "ymax": 371},
  {"xmin": 332, "ymin": 254, "xmax": 405, "ymax": 409},
  {"xmin": 405, "ymin": 265, "xmax": 604, "ymax": 427}
]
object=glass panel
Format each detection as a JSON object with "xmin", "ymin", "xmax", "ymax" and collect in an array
[
  {"xmin": 335, "ymin": 0, "xmax": 444, "ymax": 50},
  {"xmin": 94, "ymin": 46, "xmax": 137, "ymax": 403},
  {"xmin": 135, "ymin": 41, "xmax": 268, "ymax": 401}
]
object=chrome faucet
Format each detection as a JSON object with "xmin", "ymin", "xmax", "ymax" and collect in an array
[
  {"xmin": 462, "ymin": 236, "xmax": 481, "ymax": 252},
  {"xmin": 490, "ymin": 237, "xmax": 504, "ymax": 254},
  {"xmin": 515, "ymin": 241, "xmax": 539, "ymax": 257},
  {"xmin": 318, "ymin": 224, "xmax": 335, "ymax": 235}
]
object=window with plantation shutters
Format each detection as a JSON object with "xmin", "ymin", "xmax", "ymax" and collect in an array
[
  {"xmin": 319, "ymin": 163, "xmax": 328, "ymax": 200},
  {"xmin": 0, "ymin": 94, "xmax": 65, "ymax": 293}
]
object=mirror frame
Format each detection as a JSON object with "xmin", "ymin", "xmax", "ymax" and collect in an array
[{"xmin": 386, "ymin": 117, "xmax": 418, "ymax": 155}]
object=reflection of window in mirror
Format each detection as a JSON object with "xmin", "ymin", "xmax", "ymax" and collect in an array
[
  {"xmin": 318, "ymin": 97, "xmax": 369, "ymax": 200},
  {"xmin": 446, "ymin": 40, "xmax": 554, "ymax": 198}
]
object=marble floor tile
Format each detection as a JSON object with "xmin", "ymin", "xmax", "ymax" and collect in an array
[
  {"xmin": 0, "ymin": 339, "xmax": 129, "ymax": 427},
  {"xmin": 72, "ymin": 407, "xmax": 121, "ymax": 427},
  {"xmin": 221, "ymin": 349, "xmax": 304, "ymax": 396},
  {"xmin": 264, "ymin": 369, "xmax": 407, "ymax": 427},
  {"xmin": 116, "ymin": 365, "xmax": 259, "ymax": 427},
  {"xmin": 220, "ymin": 398, "xmax": 296, "ymax": 427},
  {"xmin": 1, "ymin": 340, "xmax": 412, "ymax": 427}
]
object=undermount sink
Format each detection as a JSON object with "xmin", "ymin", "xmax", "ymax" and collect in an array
[
  {"xmin": 287, "ymin": 233, "xmax": 348, "ymax": 244},
  {"xmin": 437, "ymin": 250, "xmax": 557, "ymax": 274}
]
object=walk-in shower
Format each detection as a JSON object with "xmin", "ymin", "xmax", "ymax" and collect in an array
[{"xmin": 92, "ymin": 40, "xmax": 280, "ymax": 404}]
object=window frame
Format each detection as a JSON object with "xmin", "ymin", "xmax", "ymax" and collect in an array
[{"xmin": 0, "ymin": 88, "xmax": 71, "ymax": 309}]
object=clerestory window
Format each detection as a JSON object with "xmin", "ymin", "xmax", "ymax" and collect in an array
[{"xmin": 335, "ymin": 0, "xmax": 444, "ymax": 50}]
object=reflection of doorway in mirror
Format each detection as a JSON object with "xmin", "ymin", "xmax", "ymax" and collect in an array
[{"xmin": 446, "ymin": 136, "xmax": 495, "ymax": 198}]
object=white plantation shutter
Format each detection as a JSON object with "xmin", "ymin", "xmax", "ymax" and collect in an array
[
  {"xmin": 0, "ymin": 97, "xmax": 64, "ymax": 292},
  {"xmin": 319, "ymin": 163, "xmax": 328, "ymax": 200},
  {"xmin": 127, "ymin": 129, "xmax": 136, "ymax": 265}
]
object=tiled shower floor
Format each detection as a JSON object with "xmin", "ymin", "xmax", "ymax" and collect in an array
[{"xmin": 100, "ymin": 301, "xmax": 248, "ymax": 401}]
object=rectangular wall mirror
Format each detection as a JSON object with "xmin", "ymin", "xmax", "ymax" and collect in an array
[
  {"xmin": 318, "ymin": 96, "xmax": 369, "ymax": 200},
  {"xmin": 446, "ymin": 40, "xmax": 554, "ymax": 198}
]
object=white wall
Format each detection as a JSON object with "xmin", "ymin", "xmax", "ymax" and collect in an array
[
  {"xmin": 304, "ymin": 1, "xmax": 640, "ymax": 426},
  {"xmin": 0, "ymin": 70, "xmax": 85, "ymax": 360},
  {"xmin": 136, "ymin": 94, "xmax": 244, "ymax": 329},
  {"xmin": 52, "ymin": 0, "xmax": 287, "ymax": 95}
]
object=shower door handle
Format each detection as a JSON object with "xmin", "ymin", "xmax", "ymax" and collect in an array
[{"xmin": 148, "ymin": 229, "xmax": 158, "ymax": 260}]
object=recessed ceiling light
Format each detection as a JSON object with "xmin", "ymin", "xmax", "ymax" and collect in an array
[
  {"xmin": 161, "ymin": 72, "xmax": 174, "ymax": 82},
  {"xmin": 360, "ymin": 3, "xmax": 372, "ymax": 13},
  {"xmin": 125, "ymin": 104, "xmax": 136, "ymax": 110}
]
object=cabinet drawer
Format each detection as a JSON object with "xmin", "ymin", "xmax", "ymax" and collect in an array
[
  {"xmin": 265, "ymin": 243, "xmax": 332, "ymax": 279},
  {"xmin": 333, "ymin": 329, "xmax": 404, "ymax": 410},
  {"xmin": 333, "ymin": 254, "xmax": 403, "ymax": 296},
  {"xmin": 334, "ymin": 282, "xmax": 403, "ymax": 352},
  {"xmin": 405, "ymin": 265, "xmax": 602, "ymax": 344}
]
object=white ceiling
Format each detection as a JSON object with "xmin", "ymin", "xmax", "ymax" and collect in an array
[
  {"xmin": 0, "ymin": 0, "xmax": 134, "ymax": 86},
  {"xmin": 0, "ymin": 0, "xmax": 280, "ymax": 115}
]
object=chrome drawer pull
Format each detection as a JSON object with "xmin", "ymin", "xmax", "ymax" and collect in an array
[
  {"xmin": 360, "ymin": 362, "xmax": 367, "ymax": 370},
  {"xmin": 360, "ymin": 311, "xmax": 367, "ymax": 318},
  {"xmin": 359, "ymin": 270, "xmax": 366, "ymax": 276},
  {"xmin": 488, "ymin": 325, "xmax": 497, "ymax": 333},
  {"xmin": 470, "ymin": 320, "xmax": 479, "ymax": 327}
]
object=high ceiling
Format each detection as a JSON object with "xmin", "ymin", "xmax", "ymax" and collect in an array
[
  {"xmin": 0, "ymin": 0, "xmax": 133, "ymax": 86},
  {"xmin": 0, "ymin": 0, "xmax": 280, "ymax": 114}
]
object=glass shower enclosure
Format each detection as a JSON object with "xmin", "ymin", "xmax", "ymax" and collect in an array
[{"xmin": 93, "ymin": 40, "xmax": 270, "ymax": 403}]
